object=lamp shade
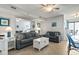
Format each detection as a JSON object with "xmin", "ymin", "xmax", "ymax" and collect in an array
[{"xmin": 5, "ymin": 27, "xmax": 13, "ymax": 31}]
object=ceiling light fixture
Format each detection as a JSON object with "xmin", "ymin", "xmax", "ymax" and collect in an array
[
  {"xmin": 75, "ymin": 13, "xmax": 79, "ymax": 18},
  {"xmin": 41, "ymin": 4, "xmax": 59, "ymax": 12},
  {"xmin": 72, "ymin": 12, "xmax": 79, "ymax": 18}
]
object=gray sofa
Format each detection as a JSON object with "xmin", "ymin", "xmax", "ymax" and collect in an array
[{"xmin": 16, "ymin": 31, "xmax": 40, "ymax": 50}]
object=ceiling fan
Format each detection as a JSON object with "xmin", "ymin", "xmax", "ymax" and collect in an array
[{"xmin": 40, "ymin": 4, "xmax": 60, "ymax": 12}]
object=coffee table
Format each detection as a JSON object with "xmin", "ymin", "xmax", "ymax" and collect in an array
[{"xmin": 33, "ymin": 37, "xmax": 49, "ymax": 51}]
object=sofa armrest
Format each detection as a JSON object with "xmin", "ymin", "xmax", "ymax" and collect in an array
[
  {"xmin": 16, "ymin": 34, "xmax": 24, "ymax": 40},
  {"xmin": 16, "ymin": 40, "xmax": 21, "ymax": 50}
]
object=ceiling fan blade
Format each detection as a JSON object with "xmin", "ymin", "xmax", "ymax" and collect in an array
[
  {"xmin": 41, "ymin": 4, "xmax": 53, "ymax": 7},
  {"xmin": 41, "ymin": 4, "xmax": 47, "ymax": 7},
  {"xmin": 52, "ymin": 4, "xmax": 56, "ymax": 6},
  {"xmin": 54, "ymin": 8, "xmax": 60, "ymax": 10}
]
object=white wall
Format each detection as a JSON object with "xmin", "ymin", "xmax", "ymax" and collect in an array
[
  {"xmin": 16, "ymin": 19, "xmax": 31, "ymax": 32},
  {"xmin": 40, "ymin": 15, "xmax": 65, "ymax": 40},
  {"xmin": 10, "ymin": 18, "xmax": 16, "ymax": 37}
]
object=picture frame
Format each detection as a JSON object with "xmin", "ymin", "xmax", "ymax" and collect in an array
[
  {"xmin": 52, "ymin": 22, "xmax": 57, "ymax": 27},
  {"xmin": 0, "ymin": 18, "xmax": 9, "ymax": 26}
]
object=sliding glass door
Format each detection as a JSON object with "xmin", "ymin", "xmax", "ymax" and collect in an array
[
  {"xmin": 68, "ymin": 22, "xmax": 79, "ymax": 42},
  {"xmin": 68, "ymin": 22, "xmax": 79, "ymax": 35},
  {"xmin": 68, "ymin": 22, "xmax": 75, "ymax": 35},
  {"xmin": 75, "ymin": 22, "xmax": 79, "ymax": 35},
  {"xmin": 68, "ymin": 21, "xmax": 79, "ymax": 41}
]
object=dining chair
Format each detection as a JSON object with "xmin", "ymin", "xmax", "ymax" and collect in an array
[{"xmin": 67, "ymin": 34, "xmax": 79, "ymax": 55}]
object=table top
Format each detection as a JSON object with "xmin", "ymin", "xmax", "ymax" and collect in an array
[{"xmin": 34, "ymin": 37, "xmax": 49, "ymax": 42}]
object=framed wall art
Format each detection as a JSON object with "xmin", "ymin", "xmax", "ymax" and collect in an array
[
  {"xmin": 0, "ymin": 18, "xmax": 9, "ymax": 26},
  {"xmin": 52, "ymin": 22, "xmax": 57, "ymax": 27}
]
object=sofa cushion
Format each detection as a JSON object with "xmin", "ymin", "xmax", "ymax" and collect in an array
[
  {"xmin": 30, "ymin": 31, "xmax": 36, "ymax": 37},
  {"xmin": 49, "ymin": 32, "xmax": 55, "ymax": 36},
  {"xmin": 17, "ymin": 33, "xmax": 24, "ymax": 40},
  {"xmin": 23, "ymin": 33, "xmax": 30, "ymax": 39},
  {"xmin": 55, "ymin": 32, "xmax": 60, "ymax": 36},
  {"xmin": 46, "ymin": 32, "xmax": 60, "ymax": 36},
  {"xmin": 21, "ymin": 38, "xmax": 33, "ymax": 44}
]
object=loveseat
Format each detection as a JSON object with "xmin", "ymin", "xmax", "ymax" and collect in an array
[{"xmin": 43, "ymin": 31, "xmax": 61, "ymax": 43}]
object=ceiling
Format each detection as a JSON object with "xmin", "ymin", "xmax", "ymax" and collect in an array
[{"xmin": 0, "ymin": 4, "xmax": 79, "ymax": 20}]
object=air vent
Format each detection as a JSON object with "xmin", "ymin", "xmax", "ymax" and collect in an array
[{"xmin": 11, "ymin": 6, "xmax": 16, "ymax": 9}]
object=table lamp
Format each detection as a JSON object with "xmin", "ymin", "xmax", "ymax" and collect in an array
[{"xmin": 5, "ymin": 27, "xmax": 13, "ymax": 37}]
